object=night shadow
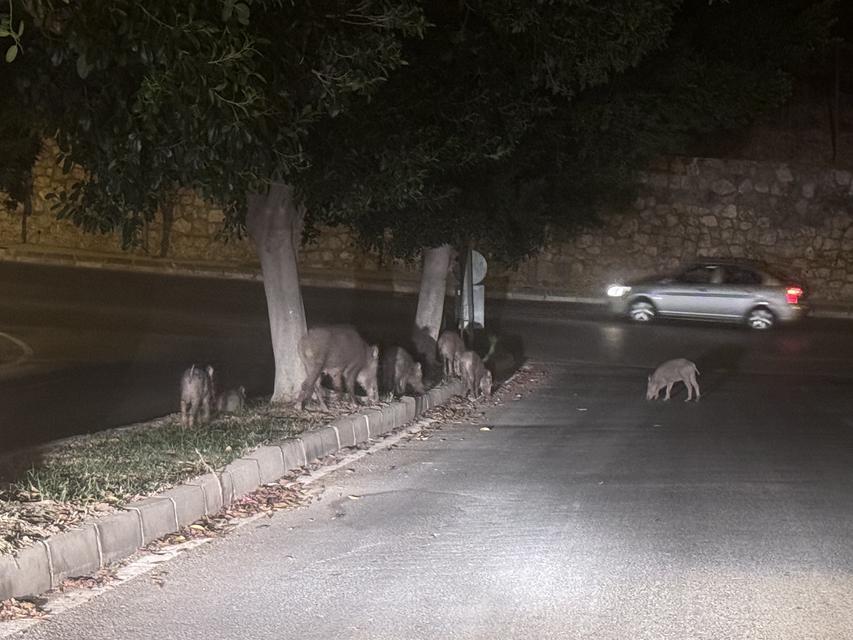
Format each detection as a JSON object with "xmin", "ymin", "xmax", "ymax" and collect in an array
[{"xmin": 694, "ymin": 343, "xmax": 749, "ymax": 396}]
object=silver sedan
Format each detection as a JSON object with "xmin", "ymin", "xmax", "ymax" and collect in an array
[{"xmin": 606, "ymin": 260, "xmax": 808, "ymax": 330}]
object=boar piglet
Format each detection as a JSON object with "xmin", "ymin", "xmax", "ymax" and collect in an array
[
  {"xmin": 646, "ymin": 358, "xmax": 700, "ymax": 402},
  {"xmin": 437, "ymin": 330, "xmax": 465, "ymax": 378},
  {"xmin": 458, "ymin": 350, "xmax": 493, "ymax": 399},
  {"xmin": 296, "ymin": 326, "xmax": 379, "ymax": 410},
  {"xmin": 180, "ymin": 364, "xmax": 215, "ymax": 428},
  {"xmin": 382, "ymin": 346, "xmax": 425, "ymax": 398},
  {"xmin": 217, "ymin": 386, "xmax": 246, "ymax": 413}
]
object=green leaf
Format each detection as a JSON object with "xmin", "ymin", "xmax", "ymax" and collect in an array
[
  {"xmin": 76, "ymin": 53, "xmax": 92, "ymax": 78},
  {"xmin": 5, "ymin": 44, "xmax": 17, "ymax": 63},
  {"xmin": 234, "ymin": 3, "xmax": 250, "ymax": 25},
  {"xmin": 16, "ymin": 19, "xmax": 24, "ymax": 37}
]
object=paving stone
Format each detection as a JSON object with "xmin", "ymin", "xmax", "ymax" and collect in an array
[
  {"xmin": 300, "ymin": 430, "xmax": 327, "ymax": 463},
  {"xmin": 126, "ymin": 497, "xmax": 179, "ymax": 545},
  {"xmin": 330, "ymin": 417, "xmax": 357, "ymax": 448},
  {"xmin": 279, "ymin": 439, "xmax": 307, "ymax": 471},
  {"xmin": 221, "ymin": 458, "xmax": 262, "ymax": 501},
  {"xmin": 244, "ymin": 446, "xmax": 286, "ymax": 484},
  {"xmin": 0, "ymin": 544, "xmax": 52, "ymax": 600},
  {"xmin": 161, "ymin": 484, "xmax": 207, "ymax": 528},
  {"xmin": 350, "ymin": 413, "xmax": 371, "ymax": 444},
  {"xmin": 185, "ymin": 473, "xmax": 224, "ymax": 515},
  {"xmin": 96, "ymin": 510, "xmax": 143, "ymax": 566},
  {"xmin": 317, "ymin": 426, "xmax": 341, "ymax": 454},
  {"xmin": 46, "ymin": 525, "xmax": 100, "ymax": 583},
  {"xmin": 400, "ymin": 396, "xmax": 416, "ymax": 422}
]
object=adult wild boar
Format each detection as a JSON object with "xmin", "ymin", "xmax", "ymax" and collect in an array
[
  {"xmin": 381, "ymin": 346, "xmax": 425, "ymax": 398},
  {"xmin": 295, "ymin": 325, "xmax": 379, "ymax": 410},
  {"xmin": 180, "ymin": 364, "xmax": 215, "ymax": 428}
]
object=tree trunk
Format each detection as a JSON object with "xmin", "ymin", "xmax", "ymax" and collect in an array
[
  {"xmin": 246, "ymin": 183, "xmax": 307, "ymax": 403},
  {"xmin": 412, "ymin": 245, "xmax": 453, "ymax": 378},
  {"xmin": 415, "ymin": 244, "xmax": 453, "ymax": 339}
]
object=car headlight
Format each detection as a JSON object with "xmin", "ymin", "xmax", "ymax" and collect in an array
[{"xmin": 606, "ymin": 285, "xmax": 631, "ymax": 297}]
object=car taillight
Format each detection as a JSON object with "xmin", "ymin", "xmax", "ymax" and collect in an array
[{"xmin": 785, "ymin": 286, "xmax": 803, "ymax": 304}]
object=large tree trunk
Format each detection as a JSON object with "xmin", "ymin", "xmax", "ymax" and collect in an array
[
  {"xmin": 412, "ymin": 244, "xmax": 453, "ymax": 376},
  {"xmin": 246, "ymin": 183, "xmax": 307, "ymax": 403}
]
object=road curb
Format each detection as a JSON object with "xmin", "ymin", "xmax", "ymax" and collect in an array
[{"xmin": 0, "ymin": 379, "xmax": 465, "ymax": 602}]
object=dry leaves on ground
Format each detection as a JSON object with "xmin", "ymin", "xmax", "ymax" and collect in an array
[
  {"xmin": 0, "ymin": 597, "xmax": 47, "ymax": 622},
  {"xmin": 146, "ymin": 481, "xmax": 310, "ymax": 551}
]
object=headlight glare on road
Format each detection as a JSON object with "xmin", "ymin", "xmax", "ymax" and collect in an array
[{"xmin": 606, "ymin": 285, "xmax": 631, "ymax": 297}]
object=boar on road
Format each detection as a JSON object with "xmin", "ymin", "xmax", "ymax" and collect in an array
[
  {"xmin": 646, "ymin": 358, "xmax": 700, "ymax": 402},
  {"xmin": 458, "ymin": 350, "xmax": 493, "ymax": 399}
]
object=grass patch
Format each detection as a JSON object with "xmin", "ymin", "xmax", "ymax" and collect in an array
[{"xmin": 6, "ymin": 401, "xmax": 310, "ymax": 507}]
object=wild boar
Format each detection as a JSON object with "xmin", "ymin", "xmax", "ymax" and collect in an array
[
  {"xmin": 646, "ymin": 358, "xmax": 700, "ymax": 402},
  {"xmin": 458, "ymin": 350, "xmax": 493, "ymax": 399},
  {"xmin": 296, "ymin": 325, "xmax": 379, "ymax": 410},
  {"xmin": 382, "ymin": 346, "xmax": 425, "ymax": 398},
  {"xmin": 216, "ymin": 386, "xmax": 246, "ymax": 413},
  {"xmin": 180, "ymin": 364, "xmax": 215, "ymax": 428},
  {"xmin": 437, "ymin": 330, "xmax": 465, "ymax": 378}
]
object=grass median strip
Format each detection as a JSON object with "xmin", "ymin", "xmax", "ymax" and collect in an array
[{"xmin": 0, "ymin": 401, "xmax": 335, "ymax": 555}]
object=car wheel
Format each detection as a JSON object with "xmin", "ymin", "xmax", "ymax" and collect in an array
[
  {"xmin": 628, "ymin": 300, "xmax": 656, "ymax": 323},
  {"xmin": 746, "ymin": 307, "xmax": 775, "ymax": 330}
]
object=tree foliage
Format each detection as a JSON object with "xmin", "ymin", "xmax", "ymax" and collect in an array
[
  {"xmin": 301, "ymin": 0, "xmax": 839, "ymax": 264},
  {"xmin": 0, "ymin": 0, "xmax": 426, "ymax": 244},
  {"xmin": 0, "ymin": 0, "xmax": 840, "ymax": 264}
]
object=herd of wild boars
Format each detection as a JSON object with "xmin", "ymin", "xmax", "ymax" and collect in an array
[{"xmin": 179, "ymin": 324, "xmax": 495, "ymax": 426}]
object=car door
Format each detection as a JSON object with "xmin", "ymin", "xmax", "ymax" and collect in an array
[
  {"xmin": 654, "ymin": 264, "xmax": 723, "ymax": 317},
  {"xmin": 717, "ymin": 265, "xmax": 764, "ymax": 318}
]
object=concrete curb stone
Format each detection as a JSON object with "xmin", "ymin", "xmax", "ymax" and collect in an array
[
  {"xmin": 184, "ymin": 473, "xmax": 224, "ymax": 516},
  {"xmin": 243, "ymin": 446, "xmax": 286, "ymax": 485},
  {"xmin": 0, "ymin": 382, "xmax": 465, "ymax": 601},
  {"xmin": 45, "ymin": 526, "xmax": 101, "ymax": 585},
  {"xmin": 160, "ymin": 485, "xmax": 207, "ymax": 529},
  {"xmin": 125, "ymin": 497, "xmax": 179, "ymax": 546},
  {"xmin": 279, "ymin": 440, "xmax": 307, "ymax": 471},
  {"xmin": 0, "ymin": 544, "xmax": 51, "ymax": 599},
  {"xmin": 96, "ymin": 511, "xmax": 144, "ymax": 566},
  {"xmin": 299, "ymin": 430, "xmax": 328, "ymax": 464},
  {"xmin": 220, "ymin": 459, "xmax": 262, "ymax": 503}
]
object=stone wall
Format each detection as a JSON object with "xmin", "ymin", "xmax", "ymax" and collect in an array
[
  {"xmin": 505, "ymin": 157, "xmax": 853, "ymax": 301},
  {"xmin": 1, "ymin": 149, "xmax": 852, "ymax": 302}
]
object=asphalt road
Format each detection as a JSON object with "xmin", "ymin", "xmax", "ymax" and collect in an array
[
  {"xmin": 2, "ymin": 261, "xmax": 852, "ymax": 450},
  {"xmin": 10, "ymin": 362, "xmax": 853, "ymax": 639},
  {"xmin": 3, "ymin": 262, "xmax": 853, "ymax": 638}
]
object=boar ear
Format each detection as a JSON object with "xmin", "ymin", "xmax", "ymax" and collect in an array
[
  {"xmin": 415, "ymin": 363, "xmax": 422, "ymax": 373},
  {"xmin": 370, "ymin": 345, "xmax": 379, "ymax": 359}
]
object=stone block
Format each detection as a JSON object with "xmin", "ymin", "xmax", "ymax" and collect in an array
[
  {"xmin": 126, "ymin": 497, "xmax": 179, "ymax": 545},
  {"xmin": 299, "ymin": 430, "xmax": 327, "ymax": 463},
  {"xmin": 96, "ymin": 510, "xmax": 143, "ymax": 566},
  {"xmin": 330, "ymin": 418, "xmax": 357, "ymax": 449},
  {"xmin": 351, "ymin": 414, "xmax": 371, "ymax": 443},
  {"xmin": 279, "ymin": 439, "xmax": 307, "ymax": 471},
  {"xmin": 318, "ymin": 426, "xmax": 341, "ymax": 453},
  {"xmin": 244, "ymin": 446, "xmax": 287, "ymax": 484},
  {"xmin": 221, "ymin": 458, "xmax": 262, "ymax": 501},
  {"xmin": 47, "ymin": 526, "xmax": 101, "ymax": 583},
  {"xmin": 161, "ymin": 484, "xmax": 207, "ymax": 528},
  {"xmin": 0, "ymin": 544, "xmax": 52, "ymax": 600},
  {"xmin": 400, "ymin": 396, "xmax": 418, "ymax": 423},
  {"xmin": 185, "ymin": 473, "xmax": 224, "ymax": 516}
]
